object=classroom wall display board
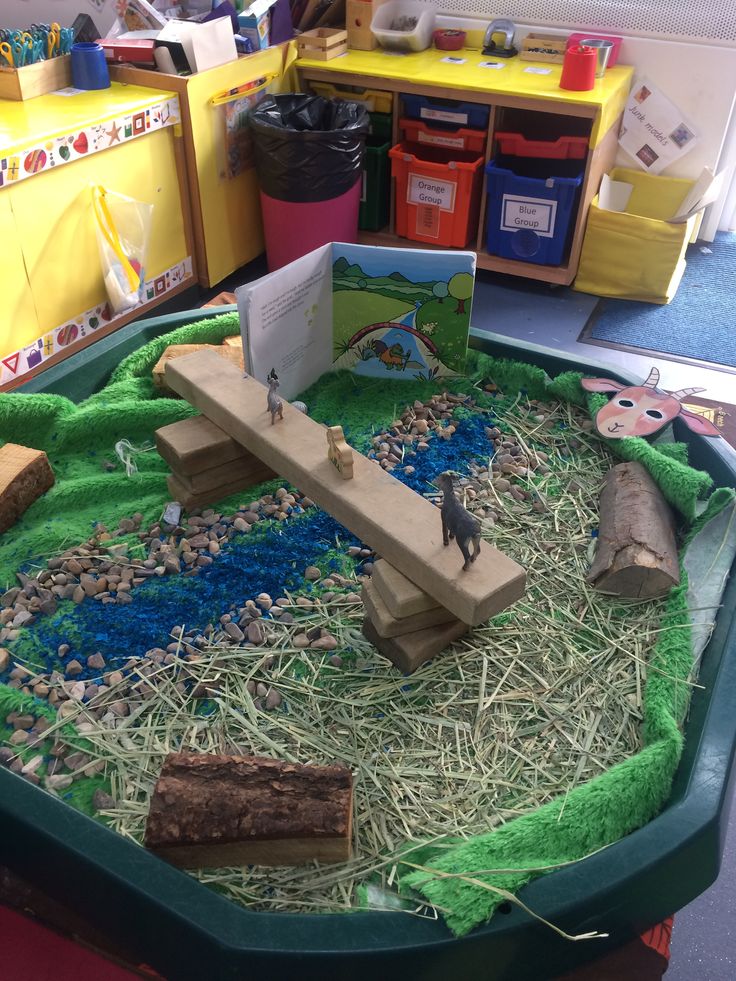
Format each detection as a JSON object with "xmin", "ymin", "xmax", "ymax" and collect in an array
[{"xmin": 0, "ymin": 83, "xmax": 194, "ymax": 389}]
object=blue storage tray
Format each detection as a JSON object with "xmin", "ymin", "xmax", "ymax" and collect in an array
[
  {"xmin": 485, "ymin": 155, "xmax": 584, "ymax": 266},
  {"xmin": 402, "ymin": 94, "xmax": 490, "ymax": 130}
]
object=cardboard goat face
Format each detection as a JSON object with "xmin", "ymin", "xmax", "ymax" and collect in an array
[{"xmin": 581, "ymin": 367, "xmax": 720, "ymax": 439}]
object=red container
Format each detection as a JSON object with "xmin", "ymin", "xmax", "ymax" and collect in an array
[
  {"xmin": 494, "ymin": 131, "xmax": 589, "ymax": 159},
  {"xmin": 433, "ymin": 29, "xmax": 465, "ymax": 51},
  {"xmin": 400, "ymin": 118, "xmax": 486, "ymax": 154},
  {"xmin": 389, "ymin": 142, "xmax": 484, "ymax": 247},
  {"xmin": 559, "ymin": 45, "xmax": 597, "ymax": 91}
]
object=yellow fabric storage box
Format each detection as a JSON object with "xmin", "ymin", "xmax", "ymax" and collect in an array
[{"xmin": 574, "ymin": 167, "xmax": 697, "ymax": 304}]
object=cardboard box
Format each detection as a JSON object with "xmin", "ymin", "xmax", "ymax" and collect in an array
[{"xmin": 238, "ymin": 0, "xmax": 278, "ymax": 51}]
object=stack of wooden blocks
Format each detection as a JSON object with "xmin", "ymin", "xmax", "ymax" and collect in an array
[
  {"xmin": 362, "ymin": 559, "xmax": 469, "ymax": 673},
  {"xmin": 155, "ymin": 415, "xmax": 275, "ymax": 511}
]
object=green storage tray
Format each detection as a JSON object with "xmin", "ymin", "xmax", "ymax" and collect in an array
[
  {"xmin": 359, "ymin": 136, "xmax": 391, "ymax": 232},
  {"xmin": 6, "ymin": 311, "xmax": 736, "ymax": 981}
]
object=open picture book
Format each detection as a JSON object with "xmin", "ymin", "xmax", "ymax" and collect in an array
[{"xmin": 235, "ymin": 243, "xmax": 476, "ymax": 400}]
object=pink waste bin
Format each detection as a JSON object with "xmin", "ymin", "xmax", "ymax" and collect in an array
[
  {"xmin": 258, "ymin": 181, "xmax": 363, "ymax": 270},
  {"xmin": 250, "ymin": 95, "xmax": 369, "ymax": 271}
]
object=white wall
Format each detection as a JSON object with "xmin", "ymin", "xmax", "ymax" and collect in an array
[{"xmin": 3, "ymin": 0, "xmax": 118, "ymax": 34}]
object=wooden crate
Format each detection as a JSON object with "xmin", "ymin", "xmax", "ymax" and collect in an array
[
  {"xmin": 519, "ymin": 33, "xmax": 567, "ymax": 64},
  {"xmin": 297, "ymin": 29, "xmax": 348, "ymax": 61},
  {"xmin": 0, "ymin": 56, "xmax": 72, "ymax": 101}
]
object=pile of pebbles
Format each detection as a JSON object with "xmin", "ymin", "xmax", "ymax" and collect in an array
[
  {"xmin": 367, "ymin": 392, "xmax": 473, "ymax": 474},
  {"xmin": 0, "ymin": 391, "xmax": 580, "ymax": 803},
  {"xmin": 0, "ymin": 488, "xmax": 315, "ymax": 647},
  {"xmin": 1, "ymin": 566, "xmax": 367, "ymax": 800}
]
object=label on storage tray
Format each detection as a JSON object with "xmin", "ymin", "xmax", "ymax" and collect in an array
[
  {"xmin": 501, "ymin": 195, "xmax": 557, "ymax": 237},
  {"xmin": 416, "ymin": 204, "xmax": 440, "ymax": 238},
  {"xmin": 408, "ymin": 173, "xmax": 457, "ymax": 212},
  {"xmin": 421, "ymin": 107, "xmax": 468, "ymax": 125},
  {"xmin": 418, "ymin": 130, "xmax": 465, "ymax": 149}
]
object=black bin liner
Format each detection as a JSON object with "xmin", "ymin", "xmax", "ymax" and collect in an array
[{"xmin": 250, "ymin": 94, "xmax": 369, "ymax": 203}]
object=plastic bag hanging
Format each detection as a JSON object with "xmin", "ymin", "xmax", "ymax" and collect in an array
[{"xmin": 92, "ymin": 185, "xmax": 153, "ymax": 314}]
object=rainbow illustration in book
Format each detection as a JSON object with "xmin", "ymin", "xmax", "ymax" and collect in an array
[{"xmin": 330, "ymin": 244, "xmax": 475, "ymax": 382}]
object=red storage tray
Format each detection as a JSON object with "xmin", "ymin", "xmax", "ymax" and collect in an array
[
  {"xmin": 400, "ymin": 118, "xmax": 487, "ymax": 154},
  {"xmin": 389, "ymin": 141, "xmax": 484, "ymax": 247},
  {"xmin": 494, "ymin": 132, "xmax": 589, "ymax": 159}
]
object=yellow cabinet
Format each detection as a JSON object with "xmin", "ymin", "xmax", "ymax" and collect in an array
[
  {"xmin": 111, "ymin": 44, "xmax": 295, "ymax": 287},
  {"xmin": 0, "ymin": 83, "xmax": 195, "ymax": 389}
]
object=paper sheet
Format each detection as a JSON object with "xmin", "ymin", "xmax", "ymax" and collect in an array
[{"xmin": 619, "ymin": 78, "xmax": 699, "ymax": 175}]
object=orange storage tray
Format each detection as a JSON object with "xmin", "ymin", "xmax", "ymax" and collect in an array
[{"xmin": 389, "ymin": 141, "xmax": 484, "ymax": 248}]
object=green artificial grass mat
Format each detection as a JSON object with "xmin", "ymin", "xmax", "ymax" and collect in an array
[{"xmin": 0, "ymin": 313, "xmax": 731, "ymax": 936}]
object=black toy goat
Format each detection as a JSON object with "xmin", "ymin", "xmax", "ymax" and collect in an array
[{"xmin": 437, "ymin": 472, "xmax": 481, "ymax": 571}]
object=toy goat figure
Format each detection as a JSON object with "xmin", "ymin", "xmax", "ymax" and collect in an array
[
  {"xmin": 266, "ymin": 369, "xmax": 283, "ymax": 426},
  {"xmin": 437, "ymin": 472, "xmax": 481, "ymax": 572},
  {"xmin": 581, "ymin": 367, "xmax": 720, "ymax": 439}
]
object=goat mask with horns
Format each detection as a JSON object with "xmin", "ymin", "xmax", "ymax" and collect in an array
[{"xmin": 580, "ymin": 367, "xmax": 720, "ymax": 439}]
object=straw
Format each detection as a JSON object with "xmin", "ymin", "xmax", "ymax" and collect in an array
[{"xmin": 65, "ymin": 395, "xmax": 665, "ymax": 916}]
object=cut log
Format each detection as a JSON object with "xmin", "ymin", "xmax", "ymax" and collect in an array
[
  {"xmin": 155, "ymin": 416, "xmax": 249, "ymax": 476},
  {"xmin": 145, "ymin": 753, "xmax": 353, "ymax": 867},
  {"xmin": 371, "ymin": 559, "xmax": 441, "ymax": 619},
  {"xmin": 588, "ymin": 461, "xmax": 680, "ymax": 599},
  {"xmin": 165, "ymin": 351, "xmax": 526, "ymax": 626},
  {"xmin": 0, "ymin": 444, "xmax": 55, "ymax": 534},
  {"xmin": 153, "ymin": 344, "xmax": 244, "ymax": 392},
  {"xmin": 362, "ymin": 579, "xmax": 456, "ymax": 637},
  {"xmin": 362, "ymin": 616, "xmax": 468, "ymax": 674}
]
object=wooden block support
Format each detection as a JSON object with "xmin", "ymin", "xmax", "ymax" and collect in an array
[
  {"xmin": 155, "ymin": 416, "xmax": 250, "ymax": 476},
  {"xmin": 588, "ymin": 461, "xmax": 680, "ymax": 599},
  {"xmin": 153, "ymin": 345, "xmax": 244, "ymax": 392},
  {"xmin": 362, "ymin": 578, "xmax": 456, "ymax": 637},
  {"xmin": 362, "ymin": 616, "xmax": 468, "ymax": 674},
  {"xmin": 145, "ymin": 753, "xmax": 353, "ymax": 867},
  {"xmin": 175, "ymin": 456, "xmax": 277, "ymax": 495},
  {"xmin": 165, "ymin": 351, "xmax": 526, "ymax": 626},
  {"xmin": 0, "ymin": 444, "xmax": 55, "ymax": 534},
  {"xmin": 371, "ymin": 558, "xmax": 441, "ymax": 619},
  {"xmin": 166, "ymin": 471, "xmax": 273, "ymax": 511}
]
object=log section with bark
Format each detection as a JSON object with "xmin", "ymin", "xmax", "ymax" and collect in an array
[
  {"xmin": 145, "ymin": 753, "xmax": 353, "ymax": 867},
  {"xmin": 588, "ymin": 461, "xmax": 680, "ymax": 599}
]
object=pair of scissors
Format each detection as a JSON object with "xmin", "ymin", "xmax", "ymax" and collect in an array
[
  {"xmin": 58, "ymin": 27, "xmax": 74, "ymax": 55},
  {"xmin": 46, "ymin": 26, "xmax": 59, "ymax": 59},
  {"xmin": 0, "ymin": 40, "xmax": 15, "ymax": 67}
]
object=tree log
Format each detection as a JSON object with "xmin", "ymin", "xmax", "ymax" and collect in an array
[
  {"xmin": 144, "ymin": 753, "xmax": 352, "ymax": 868},
  {"xmin": 588, "ymin": 461, "xmax": 680, "ymax": 599},
  {"xmin": 0, "ymin": 444, "xmax": 54, "ymax": 534}
]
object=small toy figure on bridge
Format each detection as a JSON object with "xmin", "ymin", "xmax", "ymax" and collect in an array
[
  {"xmin": 266, "ymin": 369, "xmax": 283, "ymax": 425},
  {"xmin": 326, "ymin": 425, "xmax": 354, "ymax": 480},
  {"xmin": 437, "ymin": 472, "xmax": 481, "ymax": 571}
]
